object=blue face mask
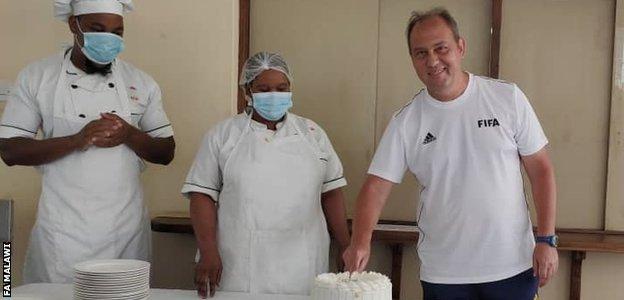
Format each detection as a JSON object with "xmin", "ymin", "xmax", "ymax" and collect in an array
[
  {"xmin": 76, "ymin": 18, "xmax": 124, "ymax": 65},
  {"xmin": 252, "ymin": 92, "xmax": 293, "ymax": 121}
]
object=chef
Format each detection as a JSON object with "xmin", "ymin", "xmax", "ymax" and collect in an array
[
  {"xmin": 182, "ymin": 52, "xmax": 351, "ymax": 298},
  {"xmin": 0, "ymin": 0, "xmax": 175, "ymax": 283}
]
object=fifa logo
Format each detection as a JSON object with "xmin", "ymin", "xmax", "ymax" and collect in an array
[{"xmin": 477, "ymin": 118, "xmax": 500, "ymax": 128}]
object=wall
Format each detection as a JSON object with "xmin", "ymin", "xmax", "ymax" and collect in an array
[
  {"xmin": 250, "ymin": 0, "xmax": 379, "ymax": 220},
  {"xmin": 0, "ymin": 0, "xmax": 239, "ymax": 288},
  {"xmin": 501, "ymin": 0, "xmax": 612, "ymax": 229},
  {"xmin": 607, "ymin": 0, "xmax": 624, "ymax": 231},
  {"xmin": 500, "ymin": 1, "xmax": 624, "ymax": 299}
]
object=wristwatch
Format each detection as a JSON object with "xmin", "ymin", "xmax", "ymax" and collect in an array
[{"xmin": 535, "ymin": 235, "xmax": 559, "ymax": 248}]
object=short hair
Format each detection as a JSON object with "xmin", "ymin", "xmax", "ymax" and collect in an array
[{"xmin": 405, "ymin": 7, "xmax": 461, "ymax": 54}]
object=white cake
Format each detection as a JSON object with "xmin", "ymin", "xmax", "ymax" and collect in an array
[{"xmin": 311, "ymin": 272, "xmax": 392, "ymax": 300}]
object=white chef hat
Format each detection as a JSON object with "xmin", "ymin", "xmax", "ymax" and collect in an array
[{"xmin": 54, "ymin": 0, "xmax": 134, "ymax": 22}]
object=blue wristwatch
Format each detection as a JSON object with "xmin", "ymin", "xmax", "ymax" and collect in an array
[{"xmin": 535, "ymin": 235, "xmax": 559, "ymax": 248}]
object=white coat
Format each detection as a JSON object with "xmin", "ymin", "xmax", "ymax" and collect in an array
[
  {"xmin": 182, "ymin": 112, "xmax": 347, "ymax": 295},
  {"xmin": 0, "ymin": 48, "xmax": 174, "ymax": 283}
]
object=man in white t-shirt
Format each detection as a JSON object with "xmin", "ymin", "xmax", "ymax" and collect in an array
[{"xmin": 343, "ymin": 7, "xmax": 558, "ymax": 299}]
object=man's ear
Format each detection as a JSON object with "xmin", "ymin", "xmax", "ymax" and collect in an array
[{"xmin": 458, "ymin": 37, "xmax": 466, "ymax": 58}]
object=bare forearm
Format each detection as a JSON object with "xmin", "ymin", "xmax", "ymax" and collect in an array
[
  {"xmin": 351, "ymin": 175, "xmax": 393, "ymax": 246},
  {"xmin": 321, "ymin": 188, "xmax": 350, "ymax": 249},
  {"xmin": 126, "ymin": 127, "xmax": 175, "ymax": 165},
  {"xmin": 531, "ymin": 170, "xmax": 557, "ymax": 235},
  {"xmin": 0, "ymin": 136, "xmax": 81, "ymax": 166},
  {"xmin": 522, "ymin": 149, "xmax": 557, "ymax": 236},
  {"xmin": 189, "ymin": 193, "xmax": 219, "ymax": 258}
]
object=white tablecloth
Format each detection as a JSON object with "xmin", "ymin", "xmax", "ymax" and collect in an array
[{"xmin": 11, "ymin": 283, "xmax": 310, "ymax": 300}]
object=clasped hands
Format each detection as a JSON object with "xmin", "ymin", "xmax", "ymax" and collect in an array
[{"xmin": 75, "ymin": 113, "xmax": 135, "ymax": 150}]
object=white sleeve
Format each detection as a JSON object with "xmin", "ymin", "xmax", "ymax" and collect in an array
[
  {"xmin": 139, "ymin": 83, "xmax": 174, "ymax": 138},
  {"xmin": 181, "ymin": 130, "xmax": 222, "ymax": 202},
  {"xmin": 0, "ymin": 68, "xmax": 41, "ymax": 138},
  {"xmin": 367, "ymin": 115, "xmax": 408, "ymax": 184},
  {"xmin": 514, "ymin": 85, "xmax": 548, "ymax": 156},
  {"xmin": 315, "ymin": 126, "xmax": 347, "ymax": 193}
]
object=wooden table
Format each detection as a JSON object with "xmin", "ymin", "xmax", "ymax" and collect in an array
[
  {"xmin": 151, "ymin": 216, "xmax": 624, "ymax": 300},
  {"xmin": 553, "ymin": 228, "xmax": 624, "ymax": 300}
]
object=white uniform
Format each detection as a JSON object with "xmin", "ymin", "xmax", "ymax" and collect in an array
[
  {"xmin": 0, "ymin": 48, "xmax": 174, "ymax": 283},
  {"xmin": 182, "ymin": 112, "xmax": 346, "ymax": 295},
  {"xmin": 369, "ymin": 73, "xmax": 547, "ymax": 284}
]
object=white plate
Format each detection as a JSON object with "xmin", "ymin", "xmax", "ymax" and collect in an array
[
  {"xmin": 75, "ymin": 292, "xmax": 149, "ymax": 299},
  {"xmin": 75, "ymin": 296, "xmax": 148, "ymax": 300},
  {"xmin": 75, "ymin": 268, "xmax": 149, "ymax": 275},
  {"xmin": 74, "ymin": 259, "xmax": 150, "ymax": 274},
  {"xmin": 75, "ymin": 279, "xmax": 148, "ymax": 287},
  {"xmin": 75, "ymin": 274, "xmax": 149, "ymax": 282},
  {"xmin": 74, "ymin": 283, "xmax": 149, "ymax": 293},
  {"xmin": 74, "ymin": 291, "xmax": 148, "ymax": 298},
  {"xmin": 75, "ymin": 271, "xmax": 148, "ymax": 277},
  {"xmin": 74, "ymin": 293, "xmax": 148, "ymax": 300},
  {"xmin": 75, "ymin": 282, "xmax": 148, "ymax": 289},
  {"xmin": 74, "ymin": 280, "xmax": 147, "ymax": 287},
  {"xmin": 74, "ymin": 287, "xmax": 148, "ymax": 298}
]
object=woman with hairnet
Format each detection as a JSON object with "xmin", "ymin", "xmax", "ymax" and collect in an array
[{"xmin": 182, "ymin": 52, "xmax": 350, "ymax": 298}]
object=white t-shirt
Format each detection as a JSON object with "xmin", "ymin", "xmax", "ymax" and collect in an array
[
  {"xmin": 181, "ymin": 112, "xmax": 347, "ymax": 201},
  {"xmin": 369, "ymin": 73, "xmax": 548, "ymax": 284},
  {"xmin": 0, "ymin": 51, "xmax": 174, "ymax": 139}
]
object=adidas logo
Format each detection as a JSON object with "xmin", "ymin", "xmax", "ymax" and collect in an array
[{"xmin": 423, "ymin": 132, "xmax": 436, "ymax": 145}]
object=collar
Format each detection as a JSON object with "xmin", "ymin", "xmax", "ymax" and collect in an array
[
  {"xmin": 66, "ymin": 59, "xmax": 86, "ymax": 77},
  {"xmin": 423, "ymin": 72, "xmax": 474, "ymax": 109},
  {"xmin": 248, "ymin": 112, "xmax": 288, "ymax": 132}
]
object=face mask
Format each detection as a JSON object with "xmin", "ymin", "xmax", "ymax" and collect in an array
[
  {"xmin": 252, "ymin": 92, "xmax": 293, "ymax": 121},
  {"xmin": 75, "ymin": 18, "xmax": 124, "ymax": 65}
]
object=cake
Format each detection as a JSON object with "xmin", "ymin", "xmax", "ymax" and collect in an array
[{"xmin": 311, "ymin": 271, "xmax": 392, "ymax": 300}]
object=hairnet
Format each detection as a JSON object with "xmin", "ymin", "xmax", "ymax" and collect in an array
[{"xmin": 239, "ymin": 52, "xmax": 292, "ymax": 88}]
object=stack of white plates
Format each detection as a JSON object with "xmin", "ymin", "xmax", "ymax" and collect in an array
[{"xmin": 73, "ymin": 259, "xmax": 150, "ymax": 300}]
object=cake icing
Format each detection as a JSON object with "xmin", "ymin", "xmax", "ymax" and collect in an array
[{"xmin": 311, "ymin": 271, "xmax": 392, "ymax": 300}]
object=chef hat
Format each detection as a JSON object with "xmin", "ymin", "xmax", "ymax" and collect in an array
[{"xmin": 54, "ymin": 0, "xmax": 134, "ymax": 22}]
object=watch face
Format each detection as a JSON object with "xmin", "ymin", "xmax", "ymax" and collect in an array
[{"xmin": 552, "ymin": 235, "xmax": 559, "ymax": 247}]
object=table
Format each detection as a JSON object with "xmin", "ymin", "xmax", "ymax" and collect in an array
[
  {"xmin": 553, "ymin": 228, "xmax": 624, "ymax": 300},
  {"xmin": 152, "ymin": 216, "xmax": 624, "ymax": 300},
  {"xmin": 152, "ymin": 217, "xmax": 417, "ymax": 299},
  {"xmin": 12, "ymin": 283, "xmax": 309, "ymax": 300}
]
